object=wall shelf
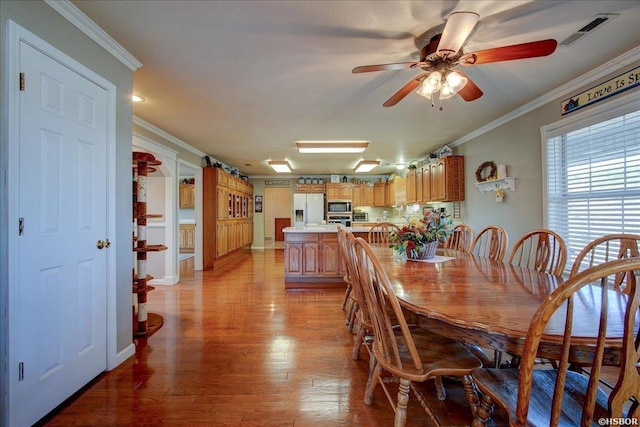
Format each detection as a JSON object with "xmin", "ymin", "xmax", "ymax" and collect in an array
[{"xmin": 474, "ymin": 177, "xmax": 516, "ymax": 195}]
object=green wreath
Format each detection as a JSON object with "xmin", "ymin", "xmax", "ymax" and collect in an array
[{"xmin": 475, "ymin": 161, "xmax": 497, "ymax": 182}]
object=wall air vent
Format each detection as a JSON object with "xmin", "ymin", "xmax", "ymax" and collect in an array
[{"xmin": 559, "ymin": 13, "xmax": 618, "ymax": 47}]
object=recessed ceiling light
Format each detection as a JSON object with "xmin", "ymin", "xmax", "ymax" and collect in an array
[
  {"xmin": 354, "ymin": 160, "xmax": 380, "ymax": 173},
  {"xmin": 296, "ymin": 141, "xmax": 369, "ymax": 154},
  {"xmin": 132, "ymin": 95, "xmax": 145, "ymax": 103},
  {"xmin": 268, "ymin": 160, "xmax": 292, "ymax": 173}
]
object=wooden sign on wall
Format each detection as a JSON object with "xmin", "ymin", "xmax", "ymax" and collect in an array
[{"xmin": 561, "ymin": 65, "xmax": 640, "ymax": 115}]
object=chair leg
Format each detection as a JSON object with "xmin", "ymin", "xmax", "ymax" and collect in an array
[
  {"xmin": 341, "ymin": 283, "xmax": 352, "ymax": 310},
  {"xmin": 461, "ymin": 375, "xmax": 479, "ymax": 416},
  {"xmin": 347, "ymin": 304, "xmax": 359, "ymax": 334},
  {"xmin": 493, "ymin": 350, "xmax": 503, "ymax": 368},
  {"xmin": 395, "ymin": 378, "xmax": 411, "ymax": 427},
  {"xmin": 434, "ymin": 376, "xmax": 446, "ymax": 401},
  {"xmin": 352, "ymin": 324, "xmax": 365, "ymax": 360},
  {"xmin": 364, "ymin": 363, "xmax": 382, "ymax": 405},
  {"xmin": 471, "ymin": 393, "xmax": 494, "ymax": 427}
]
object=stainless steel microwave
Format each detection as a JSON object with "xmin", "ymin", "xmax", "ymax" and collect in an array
[{"xmin": 327, "ymin": 201, "xmax": 351, "ymax": 213}]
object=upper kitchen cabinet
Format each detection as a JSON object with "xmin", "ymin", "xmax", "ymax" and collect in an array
[
  {"xmin": 179, "ymin": 183, "xmax": 195, "ymax": 208},
  {"xmin": 373, "ymin": 182, "xmax": 386, "ymax": 207},
  {"xmin": 326, "ymin": 183, "xmax": 353, "ymax": 200},
  {"xmin": 426, "ymin": 156, "xmax": 465, "ymax": 202},
  {"xmin": 352, "ymin": 183, "xmax": 374, "ymax": 207}
]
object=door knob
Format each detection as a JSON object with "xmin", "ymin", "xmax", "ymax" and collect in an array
[{"xmin": 97, "ymin": 239, "xmax": 111, "ymax": 249}]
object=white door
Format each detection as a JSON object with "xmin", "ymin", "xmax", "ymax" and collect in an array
[{"xmin": 14, "ymin": 40, "xmax": 108, "ymax": 426}]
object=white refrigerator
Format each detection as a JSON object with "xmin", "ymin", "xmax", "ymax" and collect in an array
[{"xmin": 293, "ymin": 193, "xmax": 325, "ymax": 226}]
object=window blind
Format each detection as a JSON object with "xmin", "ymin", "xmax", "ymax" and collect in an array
[{"xmin": 546, "ymin": 109, "xmax": 640, "ymax": 273}]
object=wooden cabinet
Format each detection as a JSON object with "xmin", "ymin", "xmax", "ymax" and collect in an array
[
  {"xmin": 385, "ymin": 176, "xmax": 406, "ymax": 207},
  {"xmin": 427, "ymin": 156, "xmax": 465, "ymax": 202},
  {"xmin": 373, "ymin": 182, "xmax": 386, "ymax": 207},
  {"xmin": 179, "ymin": 223, "xmax": 195, "ymax": 253},
  {"xmin": 179, "ymin": 184, "xmax": 195, "ymax": 208},
  {"xmin": 422, "ymin": 164, "xmax": 432, "ymax": 202},
  {"xmin": 352, "ymin": 184, "xmax": 374, "ymax": 207},
  {"xmin": 405, "ymin": 168, "xmax": 424, "ymax": 204},
  {"xmin": 284, "ymin": 232, "xmax": 344, "ymax": 285},
  {"xmin": 362, "ymin": 184, "xmax": 374, "ymax": 206},
  {"xmin": 203, "ymin": 167, "xmax": 254, "ymax": 270},
  {"xmin": 406, "ymin": 169, "xmax": 417, "ymax": 203},
  {"xmin": 216, "ymin": 223, "xmax": 228, "ymax": 257},
  {"xmin": 352, "ymin": 184, "xmax": 362, "ymax": 207},
  {"xmin": 320, "ymin": 233, "xmax": 343, "ymax": 277},
  {"xmin": 326, "ymin": 183, "xmax": 352, "ymax": 200},
  {"xmin": 415, "ymin": 168, "xmax": 423, "ymax": 203},
  {"xmin": 295, "ymin": 184, "xmax": 325, "ymax": 193}
]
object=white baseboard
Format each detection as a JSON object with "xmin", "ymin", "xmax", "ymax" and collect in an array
[
  {"xmin": 149, "ymin": 275, "xmax": 178, "ymax": 285},
  {"xmin": 109, "ymin": 342, "xmax": 135, "ymax": 370}
]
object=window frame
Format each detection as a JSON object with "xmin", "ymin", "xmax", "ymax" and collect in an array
[{"xmin": 541, "ymin": 90, "xmax": 640, "ymax": 272}]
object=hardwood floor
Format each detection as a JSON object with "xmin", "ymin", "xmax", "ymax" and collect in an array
[{"xmin": 42, "ymin": 249, "xmax": 500, "ymax": 426}]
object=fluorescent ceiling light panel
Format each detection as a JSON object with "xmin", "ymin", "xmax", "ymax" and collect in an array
[
  {"xmin": 296, "ymin": 141, "xmax": 369, "ymax": 154},
  {"xmin": 268, "ymin": 160, "xmax": 292, "ymax": 173},
  {"xmin": 354, "ymin": 160, "xmax": 380, "ymax": 173}
]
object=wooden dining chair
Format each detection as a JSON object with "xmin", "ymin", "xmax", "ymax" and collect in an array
[
  {"xmin": 471, "ymin": 257, "xmax": 640, "ymax": 426},
  {"xmin": 471, "ymin": 225, "xmax": 508, "ymax": 262},
  {"xmin": 338, "ymin": 227, "xmax": 356, "ymax": 315},
  {"xmin": 367, "ymin": 222, "xmax": 401, "ymax": 245},
  {"xmin": 570, "ymin": 233, "xmax": 640, "ymax": 293},
  {"xmin": 353, "ymin": 237, "xmax": 482, "ymax": 427},
  {"xmin": 508, "ymin": 229, "xmax": 567, "ymax": 277},
  {"xmin": 444, "ymin": 224, "xmax": 474, "ymax": 252},
  {"xmin": 338, "ymin": 227, "xmax": 372, "ymax": 360}
]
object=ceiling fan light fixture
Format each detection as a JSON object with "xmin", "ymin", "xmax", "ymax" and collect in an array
[
  {"xmin": 354, "ymin": 160, "xmax": 380, "ymax": 173},
  {"xmin": 439, "ymin": 81, "xmax": 457, "ymax": 100},
  {"xmin": 445, "ymin": 70, "xmax": 468, "ymax": 93},
  {"xmin": 424, "ymin": 71, "xmax": 442, "ymax": 93},
  {"xmin": 268, "ymin": 160, "xmax": 292, "ymax": 173},
  {"xmin": 296, "ymin": 141, "xmax": 369, "ymax": 154}
]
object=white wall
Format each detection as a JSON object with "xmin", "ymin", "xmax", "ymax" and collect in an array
[{"xmin": 456, "ymin": 59, "xmax": 640, "ymax": 254}]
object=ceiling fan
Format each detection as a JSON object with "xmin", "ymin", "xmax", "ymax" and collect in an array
[{"xmin": 352, "ymin": 11, "xmax": 557, "ymax": 107}]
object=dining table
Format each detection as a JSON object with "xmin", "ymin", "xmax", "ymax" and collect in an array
[{"xmin": 369, "ymin": 245, "xmax": 632, "ymax": 365}]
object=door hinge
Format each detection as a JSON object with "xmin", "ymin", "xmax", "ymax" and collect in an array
[
  {"xmin": 19, "ymin": 72, "xmax": 25, "ymax": 91},
  {"xmin": 19, "ymin": 217, "xmax": 24, "ymax": 235},
  {"xmin": 18, "ymin": 362, "xmax": 24, "ymax": 381}
]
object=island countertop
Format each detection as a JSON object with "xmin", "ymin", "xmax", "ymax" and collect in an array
[{"xmin": 283, "ymin": 226, "xmax": 374, "ymax": 233}]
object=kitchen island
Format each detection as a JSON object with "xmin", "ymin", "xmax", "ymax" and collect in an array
[{"xmin": 283, "ymin": 226, "xmax": 381, "ymax": 289}]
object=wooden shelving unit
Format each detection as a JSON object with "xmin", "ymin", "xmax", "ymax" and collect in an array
[{"xmin": 132, "ymin": 151, "xmax": 165, "ymax": 338}]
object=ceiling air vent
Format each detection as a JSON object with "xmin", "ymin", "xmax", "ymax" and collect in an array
[{"xmin": 559, "ymin": 13, "xmax": 618, "ymax": 47}]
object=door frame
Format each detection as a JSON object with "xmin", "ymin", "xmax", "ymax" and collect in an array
[
  {"xmin": 3, "ymin": 20, "xmax": 120, "ymax": 425},
  {"xmin": 178, "ymin": 158, "xmax": 204, "ymax": 271},
  {"xmin": 133, "ymin": 134, "xmax": 179, "ymax": 284}
]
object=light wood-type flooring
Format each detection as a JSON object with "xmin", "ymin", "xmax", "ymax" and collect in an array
[{"xmin": 42, "ymin": 249, "xmax": 506, "ymax": 426}]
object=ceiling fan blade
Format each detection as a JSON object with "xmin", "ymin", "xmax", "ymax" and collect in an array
[
  {"xmin": 352, "ymin": 62, "xmax": 417, "ymax": 73},
  {"xmin": 455, "ymin": 71, "xmax": 483, "ymax": 102},
  {"xmin": 383, "ymin": 74, "xmax": 427, "ymax": 107},
  {"xmin": 460, "ymin": 39, "xmax": 557, "ymax": 65},
  {"xmin": 436, "ymin": 11, "xmax": 480, "ymax": 57}
]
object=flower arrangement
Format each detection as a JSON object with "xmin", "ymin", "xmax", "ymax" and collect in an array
[{"xmin": 390, "ymin": 210, "xmax": 454, "ymax": 259}]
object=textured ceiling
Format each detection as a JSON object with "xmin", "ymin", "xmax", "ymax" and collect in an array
[{"xmin": 72, "ymin": 0, "xmax": 640, "ymax": 176}]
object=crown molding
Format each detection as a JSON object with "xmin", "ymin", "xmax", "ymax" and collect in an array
[
  {"xmin": 45, "ymin": 0, "xmax": 142, "ymax": 71},
  {"xmin": 133, "ymin": 116, "xmax": 206, "ymax": 158},
  {"xmin": 450, "ymin": 45, "xmax": 640, "ymax": 147}
]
